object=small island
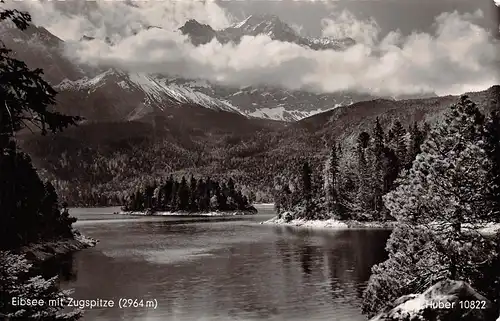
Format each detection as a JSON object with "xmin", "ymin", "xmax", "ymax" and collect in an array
[{"xmin": 120, "ymin": 175, "xmax": 257, "ymax": 216}]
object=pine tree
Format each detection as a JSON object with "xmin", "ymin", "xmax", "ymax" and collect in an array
[
  {"xmin": 228, "ymin": 177, "xmax": 236, "ymax": 197},
  {"xmin": 385, "ymin": 128, "xmax": 395, "ymax": 146},
  {"xmin": 171, "ymin": 181, "xmax": 179, "ymax": 211},
  {"xmin": 276, "ymin": 184, "xmax": 292, "ymax": 214},
  {"xmin": 163, "ymin": 175, "xmax": 174, "ymax": 210},
  {"xmin": 218, "ymin": 182, "xmax": 228, "ymax": 211},
  {"xmin": 189, "ymin": 175, "xmax": 198, "ymax": 212},
  {"xmin": 153, "ymin": 184, "xmax": 161, "ymax": 210},
  {"xmin": 356, "ymin": 132, "xmax": 371, "ymax": 213},
  {"xmin": 363, "ymin": 96, "xmax": 498, "ymax": 316},
  {"xmin": 0, "ymin": 6, "xmax": 80, "ymax": 151},
  {"xmin": 382, "ymin": 147, "xmax": 398, "ymax": 196},
  {"xmin": 302, "ymin": 162, "xmax": 312, "ymax": 200},
  {"xmin": 0, "ymin": 252, "xmax": 82, "ymax": 320},
  {"xmin": 41, "ymin": 182, "xmax": 75, "ymax": 239},
  {"xmin": 210, "ymin": 181, "xmax": 220, "ymax": 211},
  {"xmin": 197, "ymin": 178, "xmax": 207, "ymax": 212},
  {"xmin": 391, "ymin": 120, "xmax": 407, "ymax": 171},
  {"xmin": 227, "ymin": 177, "xmax": 237, "ymax": 209},
  {"xmin": 134, "ymin": 189, "xmax": 144, "ymax": 211},
  {"xmin": 484, "ymin": 110, "xmax": 500, "ymax": 221},
  {"xmin": 325, "ymin": 143, "xmax": 339, "ymax": 216},
  {"xmin": 178, "ymin": 176, "xmax": 189, "ymax": 211},
  {"xmin": 405, "ymin": 122, "xmax": 425, "ymax": 169},
  {"xmin": 144, "ymin": 183, "xmax": 155, "ymax": 210},
  {"xmin": 301, "ymin": 161, "xmax": 313, "ymax": 218},
  {"xmin": 0, "ymin": 4, "xmax": 82, "ymax": 320},
  {"xmin": 371, "ymin": 117, "xmax": 385, "ymax": 214}
]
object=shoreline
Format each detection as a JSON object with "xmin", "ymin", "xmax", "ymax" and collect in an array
[
  {"xmin": 18, "ymin": 231, "xmax": 99, "ymax": 263},
  {"xmin": 69, "ymin": 203, "xmax": 274, "ymax": 210},
  {"xmin": 118, "ymin": 210, "xmax": 258, "ymax": 217},
  {"xmin": 262, "ymin": 216, "xmax": 397, "ymax": 229},
  {"xmin": 262, "ymin": 216, "xmax": 500, "ymax": 234}
]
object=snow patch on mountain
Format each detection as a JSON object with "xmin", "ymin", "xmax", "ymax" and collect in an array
[
  {"xmin": 57, "ymin": 69, "xmax": 244, "ymax": 116},
  {"xmin": 232, "ymin": 15, "xmax": 253, "ymax": 29},
  {"xmin": 248, "ymin": 105, "xmax": 340, "ymax": 122},
  {"xmin": 128, "ymin": 73, "xmax": 168, "ymax": 103},
  {"xmin": 57, "ymin": 69, "xmax": 119, "ymax": 92}
]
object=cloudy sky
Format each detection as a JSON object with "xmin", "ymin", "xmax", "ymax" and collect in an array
[{"xmin": 5, "ymin": 0, "xmax": 500, "ymax": 96}]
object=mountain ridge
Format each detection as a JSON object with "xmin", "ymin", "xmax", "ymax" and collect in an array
[
  {"xmin": 179, "ymin": 14, "xmax": 356, "ymax": 51},
  {"xmin": 1, "ymin": 15, "xmax": 445, "ymax": 125}
]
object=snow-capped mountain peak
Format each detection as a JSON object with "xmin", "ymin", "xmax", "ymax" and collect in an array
[
  {"xmin": 56, "ymin": 69, "xmax": 244, "ymax": 120},
  {"xmin": 180, "ymin": 15, "xmax": 355, "ymax": 51},
  {"xmin": 5, "ymin": 21, "xmax": 383, "ymax": 123},
  {"xmin": 234, "ymin": 14, "xmax": 297, "ymax": 39}
]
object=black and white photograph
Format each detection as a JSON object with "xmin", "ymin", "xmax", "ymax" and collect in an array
[{"xmin": 0, "ymin": 0, "xmax": 500, "ymax": 320}]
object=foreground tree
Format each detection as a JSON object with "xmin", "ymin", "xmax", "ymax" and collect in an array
[
  {"xmin": 362, "ymin": 96, "xmax": 499, "ymax": 316},
  {"xmin": 484, "ymin": 110, "xmax": 500, "ymax": 222},
  {"xmin": 0, "ymin": 1, "xmax": 81, "ymax": 250},
  {"xmin": 0, "ymin": 3, "xmax": 83, "ymax": 319},
  {"xmin": 0, "ymin": 252, "xmax": 82, "ymax": 320}
]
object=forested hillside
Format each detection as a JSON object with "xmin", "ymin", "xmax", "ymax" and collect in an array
[
  {"xmin": 274, "ymin": 93, "xmax": 500, "ymax": 221},
  {"xmin": 19, "ymin": 86, "xmax": 500, "ymax": 208},
  {"xmin": 274, "ymin": 118, "xmax": 431, "ymax": 221}
]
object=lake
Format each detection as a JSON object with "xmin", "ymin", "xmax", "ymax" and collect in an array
[{"xmin": 58, "ymin": 205, "xmax": 391, "ymax": 321}]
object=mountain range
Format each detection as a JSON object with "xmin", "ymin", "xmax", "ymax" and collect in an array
[
  {"xmin": 179, "ymin": 14, "xmax": 356, "ymax": 50},
  {"xmin": 1, "ymin": 15, "xmax": 436, "ymax": 123},
  {"xmin": 20, "ymin": 84, "xmax": 499, "ymax": 205},
  {"xmin": 3, "ymin": 12, "xmax": 498, "ymax": 204}
]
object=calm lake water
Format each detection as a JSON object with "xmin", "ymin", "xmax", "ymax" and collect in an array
[{"xmin": 58, "ymin": 206, "xmax": 391, "ymax": 321}]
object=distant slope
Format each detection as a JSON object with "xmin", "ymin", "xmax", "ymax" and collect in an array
[
  {"xmin": 296, "ymin": 85, "xmax": 500, "ymax": 144},
  {"xmin": 19, "ymin": 85, "xmax": 499, "ymax": 206},
  {"xmin": 162, "ymin": 77, "xmax": 380, "ymax": 122},
  {"xmin": 55, "ymin": 69, "xmax": 245, "ymax": 121},
  {"xmin": 1, "ymin": 18, "xmax": 436, "ymax": 123}
]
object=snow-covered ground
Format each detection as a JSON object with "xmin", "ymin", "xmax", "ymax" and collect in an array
[
  {"xmin": 477, "ymin": 222, "xmax": 500, "ymax": 235},
  {"xmin": 119, "ymin": 210, "xmax": 256, "ymax": 217},
  {"xmin": 73, "ymin": 230, "xmax": 99, "ymax": 247},
  {"xmin": 370, "ymin": 280, "xmax": 494, "ymax": 321},
  {"xmin": 262, "ymin": 216, "xmax": 397, "ymax": 229},
  {"xmin": 424, "ymin": 222, "xmax": 500, "ymax": 235},
  {"xmin": 263, "ymin": 216, "xmax": 500, "ymax": 233}
]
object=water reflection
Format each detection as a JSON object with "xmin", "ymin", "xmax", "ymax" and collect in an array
[
  {"xmin": 58, "ymin": 213, "xmax": 390, "ymax": 321},
  {"xmin": 300, "ymin": 245, "xmax": 313, "ymax": 276},
  {"xmin": 39, "ymin": 254, "xmax": 77, "ymax": 282}
]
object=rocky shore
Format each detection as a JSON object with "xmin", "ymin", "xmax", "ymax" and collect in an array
[{"xmin": 18, "ymin": 230, "xmax": 98, "ymax": 263}]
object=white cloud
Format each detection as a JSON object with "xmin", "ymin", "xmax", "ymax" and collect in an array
[
  {"xmin": 321, "ymin": 10, "xmax": 381, "ymax": 46},
  {"xmin": 7, "ymin": 0, "xmax": 233, "ymax": 41},
  {"xmin": 6, "ymin": 1, "xmax": 500, "ymax": 96}
]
